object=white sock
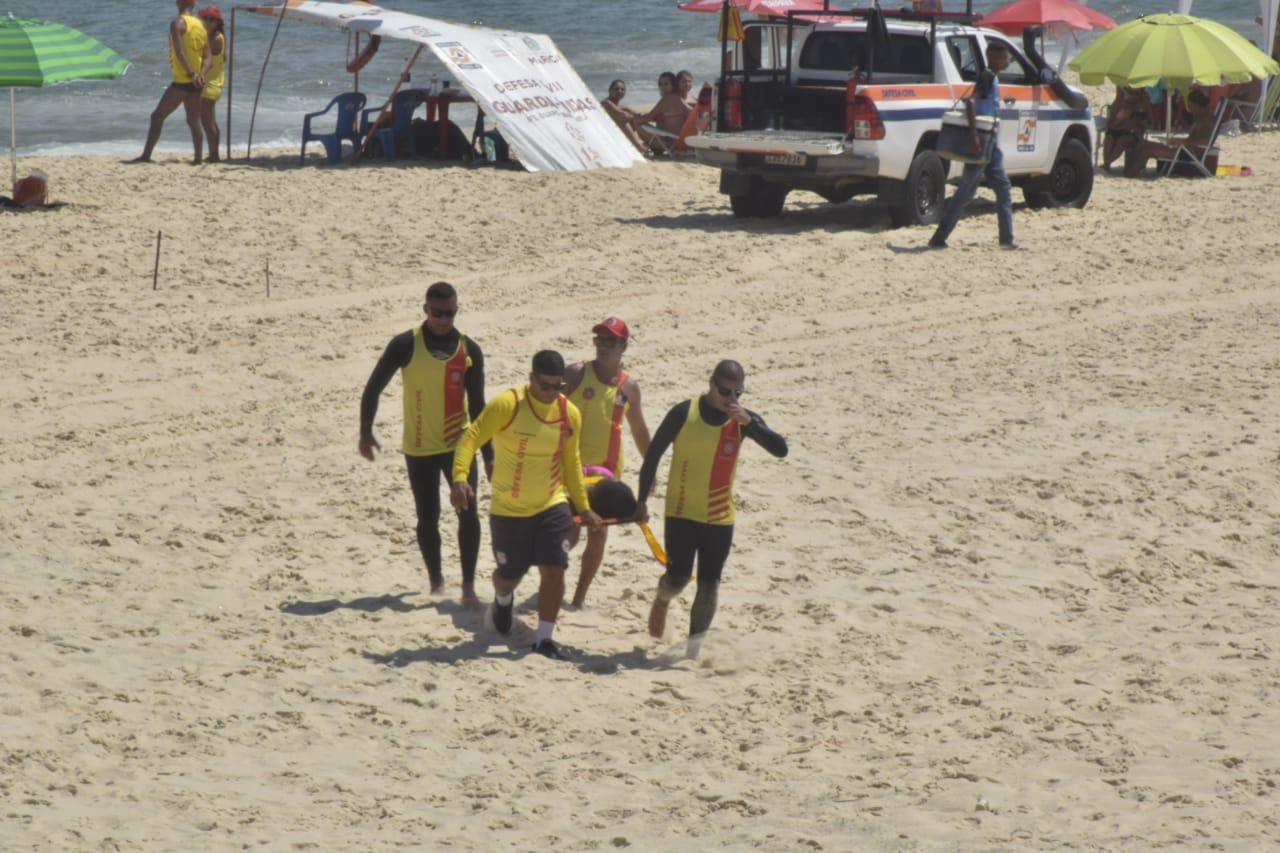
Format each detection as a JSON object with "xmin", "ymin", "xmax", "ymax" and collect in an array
[
  {"xmin": 495, "ymin": 591, "xmax": 513, "ymax": 606},
  {"xmin": 535, "ymin": 620, "xmax": 555, "ymax": 643}
]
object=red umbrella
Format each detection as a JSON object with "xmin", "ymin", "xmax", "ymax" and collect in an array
[
  {"xmin": 979, "ymin": 0, "xmax": 1116, "ymax": 34},
  {"xmin": 678, "ymin": 0, "xmax": 831, "ymax": 16}
]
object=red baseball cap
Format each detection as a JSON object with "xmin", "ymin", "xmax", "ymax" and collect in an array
[{"xmin": 592, "ymin": 317, "xmax": 630, "ymax": 341}]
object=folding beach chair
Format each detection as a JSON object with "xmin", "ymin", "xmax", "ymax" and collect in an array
[{"xmin": 1159, "ymin": 98, "xmax": 1227, "ymax": 178}]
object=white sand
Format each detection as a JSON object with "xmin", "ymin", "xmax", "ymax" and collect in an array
[{"xmin": 3, "ymin": 118, "xmax": 1279, "ymax": 849}]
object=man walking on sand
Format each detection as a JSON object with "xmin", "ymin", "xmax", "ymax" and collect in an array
[
  {"xmin": 636, "ymin": 360, "xmax": 788, "ymax": 659},
  {"xmin": 563, "ymin": 317, "xmax": 652, "ymax": 607},
  {"xmin": 929, "ymin": 42, "xmax": 1016, "ymax": 250},
  {"xmin": 359, "ymin": 282, "xmax": 493, "ymax": 606},
  {"xmin": 450, "ymin": 350, "xmax": 602, "ymax": 661},
  {"xmin": 133, "ymin": 0, "xmax": 211, "ymax": 164}
]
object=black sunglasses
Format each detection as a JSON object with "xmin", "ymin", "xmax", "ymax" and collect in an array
[
  {"xmin": 714, "ymin": 382, "xmax": 744, "ymax": 398},
  {"xmin": 593, "ymin": 336, "xmax": 620, "ymax": 348},
  {"xmin": 428, "ymin": 307, "xmax": 457, "ymax": 318},
  {"xmin": 536, "ymin": 379, "xmax": 566, "ymax": 392}
]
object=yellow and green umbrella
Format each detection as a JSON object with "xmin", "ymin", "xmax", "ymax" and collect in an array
[
  {"xmin": 0, "ymin": 14, "xmax": 130, "ymax": 190},
  {"xmin": 1069, "ymin": 13, "xmax": 1279, "ymax": 91}
]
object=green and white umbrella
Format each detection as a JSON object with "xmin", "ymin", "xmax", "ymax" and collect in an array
[{"xmin": 0, "ymin": 14, "xmax": 130, "ymax": 190}]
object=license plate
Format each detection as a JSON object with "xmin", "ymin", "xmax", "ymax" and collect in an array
[{"xmin": 763, "ymin": 153, "xmax": 806, "ymax": 167}]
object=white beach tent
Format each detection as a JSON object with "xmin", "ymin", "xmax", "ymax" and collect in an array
[
  {"xmin": 1261, "ymin": 0, "xmax": 1279, "ymax": 123},
  {"xmin": 237, "ymin": 0, "xmax": 643, "ymax": 171}
]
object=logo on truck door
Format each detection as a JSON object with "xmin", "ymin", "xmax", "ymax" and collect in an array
[{"xmin": 1017, "ymin": 111, "xmax": 1037, "ymax": 152}]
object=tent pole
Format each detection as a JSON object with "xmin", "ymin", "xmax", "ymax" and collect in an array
[
  {"xmin": 226, "ymin": 8, "xmax": 235, "ymax": 161},
  {"xmin": 246, "ymin": 0, "xmax": 290, "ymax": 160},
  {"xmin": 354, "ymin": 45, "xmax": 424, "ymax": 163}
]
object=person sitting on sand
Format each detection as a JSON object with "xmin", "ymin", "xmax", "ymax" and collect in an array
[
  {"xmin": 630, "ymin": 71, "xmax": 691, "ymax": 154},
  {"xmin": 1102, "ymin": 86, "xmax": 1152, "ymax": 174},
  {"xmin": 1124, "ymin": 89, "xmax": 1217, "ymax": 178},
  {"xmin": 600, "ymin": 79, "xmax": 647, "ymax": 154},
  {"xmin": 676, "ymin": 70, "xmax": 697, "ymax": 109}
]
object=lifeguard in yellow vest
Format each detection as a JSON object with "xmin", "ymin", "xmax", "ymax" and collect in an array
[
  {"xmin": 562, "ymin": 317, "xmax": 652, "ymax": 607},
  {"xmin": 132, "ymin": 0, "xmax": 212, "ymax": 164},
  {"xmin": 636, "ymin": 360, "xmax": 788, "ymax": 659},
  {"xmin": 197, "ymin": 6, "xmax": 227, "ymax": 163},
  {"xmin": 359, "ymin": 282, "xmax": 493, "ymax": 606},
  {"xmin": 451, "ymin": 350, "xmax": 602, "ymax": 662}
]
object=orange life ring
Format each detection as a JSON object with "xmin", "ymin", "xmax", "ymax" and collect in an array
[{"xmin": 346, "ymin": 34, "xmax": 381, "ymax": 73}]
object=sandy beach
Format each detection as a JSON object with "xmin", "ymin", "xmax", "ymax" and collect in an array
[{"xmin": 3, "ymin": 108, "xmax": 1279, "ymax": 850}]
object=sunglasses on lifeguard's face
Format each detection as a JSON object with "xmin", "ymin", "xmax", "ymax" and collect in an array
[
  {"xmin": 714, "ymin": 382, "xmax": 744, "ymax": 398},
  {"xmin": 593, "ymin": 336, "xmax": 620, "ymax": 348},
  {"xmin": 536, "ymin": 378, "xmax": 566, "ymax": 392},
  {"xmin": 428, "ymin": 307, "xmax": 457, "ymax": 318}
]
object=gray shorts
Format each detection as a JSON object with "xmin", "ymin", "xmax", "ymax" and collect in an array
[{"xmin": 489, "ymin": 503, "xmax": 574, "ymax": 580}]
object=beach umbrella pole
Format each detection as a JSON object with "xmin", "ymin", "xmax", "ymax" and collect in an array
[{"xmin": 9, "ymin": 87, "xmax": 16, "ymax": 191}]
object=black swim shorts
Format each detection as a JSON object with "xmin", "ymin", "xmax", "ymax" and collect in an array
[{"xmin": 489, "ymin": 504, "xmax": 573, "ymax": 580}]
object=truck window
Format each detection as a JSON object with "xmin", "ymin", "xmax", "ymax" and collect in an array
[
  {"xmin": 743, "ymin": 27, "xmax": 765, "ymax": 71},
  {"xmin": 987, "ymin": 38, "xmax": 1036, "ymax": 85},
  {"xmin": 742, "ymin": 22, "xmax": 791, "ymax": 72},
  {"xmin": 799, "ymin": 32, "xmax": 929, "ymax": 75},
  {"xmin": 946, "ymin": 36, "xmax": 981, "ymax": 82}
]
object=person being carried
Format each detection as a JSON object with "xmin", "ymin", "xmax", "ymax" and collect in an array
[
  {"xmin": 1124, "ymin": 88, "xmax": 1218, "ymax": 178},
  {"xmin": 929, "ymin": 42, "xmax": 1015, "ymax": 250},
  {"xmin": 601, "ymin": 79, "xmax": 648, "ymax": 154},
  {"xmin": 636, "ymin": 360, "xmax": 788, "ymax": 659},
  {"xmin": 451, "ymin": 351, "xmax": 602, "ymax": 661},
  {"xmin": 359, "ymin": 281, "xmax": 493, "ymax": 606},
  {"xmin": 562, "ymin": 317, "xmax": 652, "ymax": 608},
  {"xmin": 132, "ymin": 0, "xmax": 211, "ymax": 164},
  {"xmin": 197, "ymin": 7, "xmax": 226, "ymax": 163}
]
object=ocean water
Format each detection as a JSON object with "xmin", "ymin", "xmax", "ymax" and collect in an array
[{"xmin": 3, "ymin": 0, "xmax": 1270, "ymax": 157}]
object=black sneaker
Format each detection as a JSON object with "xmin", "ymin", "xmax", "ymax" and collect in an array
[
  {"xmin": 531, "ymin": 638, "xmax": 569, "ymax": 661},
  {"xmin": 492, "ymin": 598, "xmax": 513, "ymax": 635}
]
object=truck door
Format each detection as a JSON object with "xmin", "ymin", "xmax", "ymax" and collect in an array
[{"xmin": 982, "ymin": 36, "xmax": 1042, "ymax": 173}]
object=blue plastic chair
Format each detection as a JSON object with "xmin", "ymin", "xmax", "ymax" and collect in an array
[
  {"xmin": 360, "ymin": 88, "xmax": 429, "ymax": 160},
  {"xmin": 300, "ymin": 92, "xmax": 367, "ymax": 165}
]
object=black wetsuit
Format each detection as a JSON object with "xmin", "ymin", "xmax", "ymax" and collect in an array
[
  {"xmin": 360, "ymin": 326, "xmax": 493, "ymax": 587},
  {"xmin": 638, "ymin": 396, "xmax": 788, "ymax": 585}
]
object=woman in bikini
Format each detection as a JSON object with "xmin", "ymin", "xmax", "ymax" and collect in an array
[
  {"xmin": 630, "ymin": 71, "xmax": 692, "ymax": 154},
  {"xmin": 1102, "ymin": 86, "xmax": 1151, "ymax": 174}
]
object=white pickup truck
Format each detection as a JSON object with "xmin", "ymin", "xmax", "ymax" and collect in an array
[{"xmin": 685, "ymin": 7, "xmax": 1096, "ymax": 226}]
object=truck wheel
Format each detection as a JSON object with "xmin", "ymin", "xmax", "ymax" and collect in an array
[
  {"xmin": 729, "ymin": 178, "xmax": 788, "ymax": 218},
  {"xmin": 1024, "ymin": 138, "xmax": 1093, "ymax": 209},
  {"xmin": 888, "ymin": 151, "xmax": 945, "ymax": 227}
]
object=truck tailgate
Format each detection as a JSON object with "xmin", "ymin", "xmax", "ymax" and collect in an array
[{"xmin": 684, "ymin": 131, "xmax": 849, "ymax": 157}]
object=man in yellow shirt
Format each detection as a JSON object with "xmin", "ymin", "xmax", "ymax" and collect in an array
[
  {"xmin": 451, "ymin": 351, "xmax": 602, "ymax": 660},
  {"xmin": 563, "ymin": 317, "xmax": 651, "ymax": 607},
  {"xmin": 636, "ymin": 360, "xmax": 788, "ymax": 658},
  {"xmin": 133, "ymin": 0, "xmax": 212, "ymax": 164},
  {"xmin": 359, "ymin": 282, "xmax": 493, "ymax": 606}
]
